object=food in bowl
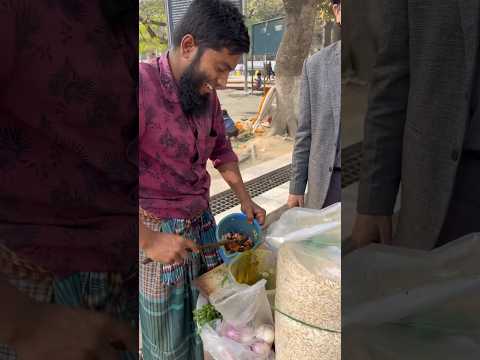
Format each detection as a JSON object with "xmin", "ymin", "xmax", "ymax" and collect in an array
[{"xmin": 222, "ymin": 232, "xmax": 254, "ymax": 254}]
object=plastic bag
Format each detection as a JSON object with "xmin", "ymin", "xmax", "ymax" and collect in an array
[
  {"xmin": 229, "ymin": 249, "xmax": 276, "ymax": 288},
  {"xmin": 275, "ymin": 227, "xmax": 341, "ymax": 360},
  {"xmin": 265, "ymin": 203, "xmax": 341, "ymax": 251},
  {"xmin": 228, "ymin": 249, "xmax": 277, "ymax": 310},
  {"xmin": 199, "ymin": 280, "xmax": 275, "ymax": 360},
  {"xmin": 287, "ymin": 236, "xmax": 341, "ymax": 281},
  {"xmin": 275, "ymin": 311, "xmax": 340, "ymax": 360},
  {"xmin": 210, "ymin": 279, "xmax": 274, "ymax": 328},
  {"xmin": 342, "ymin": 233, "xmax": 480, "ymax": 359},
  {"xmin": 201, "ymin": 322, "xmax": 274, "ymax": 360}
]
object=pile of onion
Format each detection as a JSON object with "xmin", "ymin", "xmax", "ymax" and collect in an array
[{"xmin": 222, "ymin": 323, "xmax": 275, "ymax": 356}]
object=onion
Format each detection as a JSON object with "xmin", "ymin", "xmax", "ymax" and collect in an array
[
  {"xmin": 224, "ymin": 326, "xmax": 241, "ymax": 342},
  {"xmin": 254, "ymin": 324, "xmax": 275, "ymax": 344},
  {"xmin": 239, "ymin": 326, "xmax": 255, "ymax": 344},
  {"xmin": 251, "ymin": 341, "xmax": 272, "ymax": 355},
  {"xmin": 223, "ymin": 324, "xmax": 255, "ymax": 344}
]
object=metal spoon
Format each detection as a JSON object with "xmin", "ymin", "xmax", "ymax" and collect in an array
[{"xmin": 142, "ymin": 239, "xmax": 237, "ymax": 265}]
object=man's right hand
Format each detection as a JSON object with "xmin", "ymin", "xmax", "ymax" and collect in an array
[
  {"xmin": 352, "ymin": 214, "xmax": 393, "ymax": 249},
  {"xmin": 142, "ymin": 232, "xmax": 198, "ymax": 264},
  {"xmin": 287, "ymin": 194, "xmax": 305, "ymax": 208},
  {"xmin": 12, "ymin": 301, "xmax": 137, "ymax": 360}
]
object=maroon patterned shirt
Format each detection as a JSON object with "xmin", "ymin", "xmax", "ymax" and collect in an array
[
  {"xmin": 0, "ymin": 1, "xmax": 137, "ymax": 275},
  {"xmin": 139, "ymin": 54, "xmax": 238, "ymax": 219}
]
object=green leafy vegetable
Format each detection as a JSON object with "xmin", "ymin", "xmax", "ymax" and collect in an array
[{"xmin": 193, "ymin": 304, "xmax": 222, "ymax": 331}]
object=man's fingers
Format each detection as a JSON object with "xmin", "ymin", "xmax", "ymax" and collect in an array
[
  {"xmin": 288, "ymin": 195, "xmax": 304, "ymax": 209},
  {"xmin": 166, "ymin": 257, "xmax": 176, "ymax": 265},
  {"xmin": 379, "ymin": 221, "xmax": 393, "ymax": 245},
  {"xmin": 183, "ymin": 238, "xmax": 199, "ymax": 253},
  {"xmin": 245, "ymin": 208, "xmax": 254, "ymax": 224},
  {"xmin": 352, "ymin": 215, "xmax": 393, "ymax": 249},
  {"xmin": 255, "ymin": 208, "xmax": 266, "ymax": 225},
  {"xmin": 351, "ymin": 217, "xmax": 377, "ymax": 249},
  {"xmin": 176, "ymin": 247, "xmax": 189, "ymax": 261},
  {"xmin": 173, "ymin": 253, "xmax": 184, "ymax": 264}
]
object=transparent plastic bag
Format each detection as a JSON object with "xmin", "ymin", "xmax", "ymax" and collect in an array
[
  {"xmin": 228, "ymin": 250, "xmax": 276, "ymax": 288},
  {"xmin": 200, "ymin": 322, "xmax": 250, "ymax": 360},
  {"xmin": 288, "ymin": 236, "xmax": 341, "ymax": 281},
  {"xmin": 210, "ymin": 279, "xmax": 274, "ymax": 328},
  {"xmin": 201, "ymin": 322, "xmax": 275, "ymax": 360},
  {"xmin": 275, "ymin": 229, "xmax": 341, "ymax": 360},
  {"xmin": 228, "ymin": 249, "xmax": 277, "ymax": 310},
  {"xmin": 265, "ymin": 203, "xmax": 341, "ymax": 251},
  {"xmin": 198, "ymin": 280, "xmax": 275, "ymax": 360},
  {"xmin": 275, "ymin": 311, "xmax": 340, "ymax": 360},
  {"xmin": 343, "ymin": 233, "xmax": 480, "ymax": 359}
]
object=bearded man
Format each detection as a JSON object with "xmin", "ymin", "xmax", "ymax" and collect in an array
[{"xmin": 138, "ymin": 1, "xmax": 266, "ymax": 359}]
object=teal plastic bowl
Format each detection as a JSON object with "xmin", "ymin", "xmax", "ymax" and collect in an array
[{"xmin": 216, "ymin": 213, "xmax": 262, "ymax": 263}]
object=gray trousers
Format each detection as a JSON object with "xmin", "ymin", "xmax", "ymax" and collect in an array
[{"xmin": 323, "ymin": 168, "xmax": 341, "ymax": 208}]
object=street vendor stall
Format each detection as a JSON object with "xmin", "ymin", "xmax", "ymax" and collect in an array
[{"xmin": 193, "ymin": 203, "xmax": 341, "ymax": 360}]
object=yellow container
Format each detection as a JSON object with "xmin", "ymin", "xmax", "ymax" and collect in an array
[{"xmin": 228, "ymin": 248, "xmax": 277, "ymax": 309}]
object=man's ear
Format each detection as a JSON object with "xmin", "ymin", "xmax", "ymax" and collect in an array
[
  {"xmin": 332, "ymin": 4, "xmax": 341, "ymax": 25},
  {"xmin": 180, "ymin": 34, "xmax": 198, "ymax": 61}
]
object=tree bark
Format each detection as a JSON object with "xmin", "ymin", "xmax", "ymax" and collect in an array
[{"xmin": 271, "ymin": 0, "xmax": 321, "ymax": 137}]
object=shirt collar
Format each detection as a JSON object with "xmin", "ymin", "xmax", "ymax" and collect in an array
[{"xmin": 157, "ymin": 52, "xmax": 181, "ymax": 104}]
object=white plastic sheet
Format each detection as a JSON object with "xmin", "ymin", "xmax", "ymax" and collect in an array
[
  {"xmin": 343, "ymin": 233, "xmax": 480, "ymax": 359},
  {"xmin": 265, "ymin": 203, "xmax": 341, "ymax": 251},
  {"xmin": 274, "ymin": 207, "xmax": 341, "ymax": 360}
]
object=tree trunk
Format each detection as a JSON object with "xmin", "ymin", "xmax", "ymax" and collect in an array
[
  {"xmin": 271, "ymin": 0, "xmax": 321, "ymax": 137},
  {"xmin": 324, "ymin": 21, "xmax": 332, "ymax": 47}
]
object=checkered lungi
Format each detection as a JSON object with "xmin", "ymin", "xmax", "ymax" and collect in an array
[
  {"xmin": 0, "ymin": 244, "xmax": 138, "ymax": 360},
  {"xmin": 139, "ymin": 210, "xmax": 222, "ymax": 360}
]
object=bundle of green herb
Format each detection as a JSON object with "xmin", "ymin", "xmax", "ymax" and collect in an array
[{"xmin": 193, "ymin": 304, "xmax": 223, "ymax": 330}]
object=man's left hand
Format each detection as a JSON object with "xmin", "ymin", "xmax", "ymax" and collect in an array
[{"xmin": 241, "ymin": 200, "xmax": 266, "ymax": 225}]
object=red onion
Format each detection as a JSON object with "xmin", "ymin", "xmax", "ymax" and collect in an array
[
  {"xmin": 224, "ymin": 325, "xmax": 241, "ymax": 342},
  {"xmin": 251, "ymin": 341, "xmax": 272, "ymax": 355}
]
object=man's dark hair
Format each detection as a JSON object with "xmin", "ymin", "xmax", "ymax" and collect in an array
[
  {"xmin": 173, "ymin": 0, "xmax": 250, "ymax": 55},
  {"xmin": 331, "ymin": 0, "xmax": 341, "ymax": 4}
]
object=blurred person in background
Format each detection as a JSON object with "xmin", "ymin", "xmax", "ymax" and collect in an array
[
  {"xmin": 0, "ymin": 0, "xmax": 138, "ymax": 358},
  {"xmin": 353, "ymin": 1, "xmax": 480, "ymax": 249},
  {"xmin": 288, "ymin": 0, "xmax": 342, "ymax": 210}
]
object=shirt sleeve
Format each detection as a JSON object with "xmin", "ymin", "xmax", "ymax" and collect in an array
[
  {"xmin": 209, "ymin": 95, "xmax": 238, "ymax": 168},
  {"xmin": 357, "ymin": 0, "xmax": 409, "ymax": 215},
  {"xmin": 289, "ymin": 58, "xmax": 312, "ymax": 195}
]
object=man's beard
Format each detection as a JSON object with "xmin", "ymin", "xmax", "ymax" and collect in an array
[{"xmin": 179, "ymin": 54, "xmax": 210, "ymax": 118}]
